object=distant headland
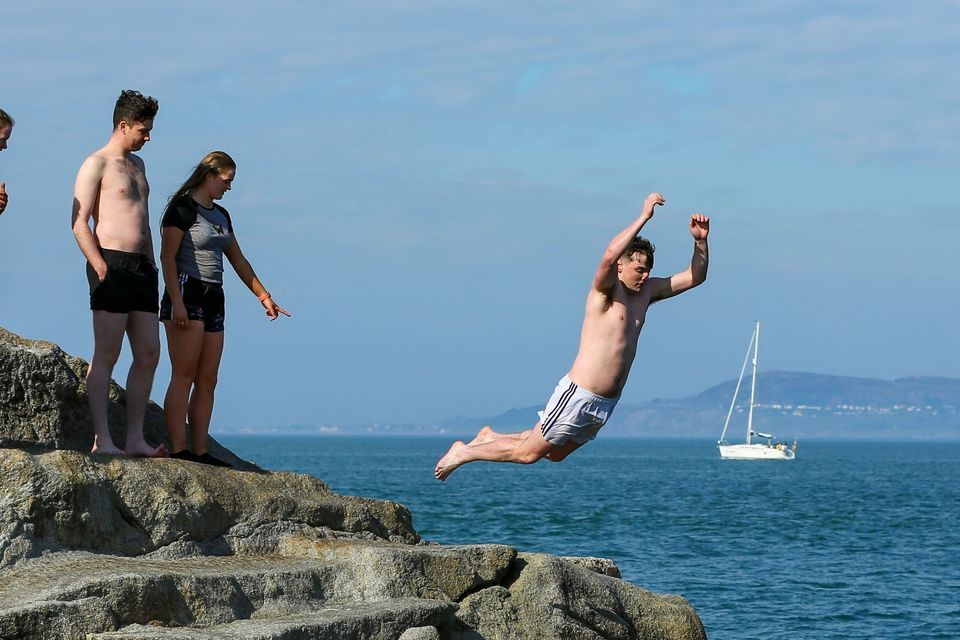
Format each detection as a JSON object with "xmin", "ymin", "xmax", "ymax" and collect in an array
[{"xmin": 250, "ymin": 372, "xmax": 960, "ymax": 441}]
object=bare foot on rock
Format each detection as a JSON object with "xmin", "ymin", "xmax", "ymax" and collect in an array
[
  {"xmin": 90, "ymin": 442, "xmax": 126, "ymax": 456},
  {"xmin": 124, "ymin": 441, "xmax": 169, "ymax": 458},
  {"xmin": 435, "ymin": 441, "xmax": 469, "ymax": 481}
]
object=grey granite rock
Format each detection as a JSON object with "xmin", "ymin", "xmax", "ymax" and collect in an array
[
  {"xmin": 560, "ymin": 555, "xmax": 623, "ymax": 578},
  {"xmin": 0, "ymin": 327, "xmax": 707, "ymax": 640},
  {"xmin": 399, "ymin": 626, "xmax": 440, "ymax": 640},
  {"xmin": 0, "ymin": 546, "xmax": 505, "ymax": 638},
  {"xmin": 450, "ymin": 553, "xmax": 706, "ymax": 640},
  {"xmin": 87, "ymin": 599, "xmax": 452, "ymax": 640},
  {"xmin": 0, "ymin": 327, "xmax": 251, "ymax": 469},
  {"xmin": 0, "ymin": 448, "xmax": 418, "ymax": 567}
]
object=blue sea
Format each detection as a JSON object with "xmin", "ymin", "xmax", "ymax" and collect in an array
[{"xmin": 219, "ymin": 436, "xmax": 960, "ymax": 640}]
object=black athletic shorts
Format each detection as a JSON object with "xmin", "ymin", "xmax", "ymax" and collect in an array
[
  {"xmin": 86, "ymin": 249, "xmax": 159, "ymax": 314},
  {"xmin": 160, "ymin": 274, "xmax": 226, "ymax": 333}
]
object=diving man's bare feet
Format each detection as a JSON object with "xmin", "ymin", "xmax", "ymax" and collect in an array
[
  {"xmin": 467, "ymin": 425, "xmax": 496, "ymax": 447},
  {"xmin": 435, "ymin": 441, "xmax": 469, "ymax": 481},
  {"xmin": 468, "ymin": 426, "xmax": 528, "ymax": 447}
]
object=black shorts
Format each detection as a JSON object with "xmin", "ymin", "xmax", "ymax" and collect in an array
[
  {"xmin": 87, "ymin": 249, "xmax": 159, "ymax": 314},
  {"xmin": 160, "ymin": 274, "xmax": 226, "ymax": 333}
]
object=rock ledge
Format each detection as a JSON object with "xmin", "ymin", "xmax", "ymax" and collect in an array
[{"xmin": 0, "ymin": 327, "xmax": 706, "ymax": 639}]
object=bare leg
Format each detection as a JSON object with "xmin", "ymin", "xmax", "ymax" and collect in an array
[
  {"xmin": 122, "ymin": 311, "xmax": 165, "ymax": 457},
  {"xmin": 188, "ymin": 331, "xmax": 224, "ymax": 456},
  {"xmin": 467, "ymin": 425, "xmax": 530, "ymax": 447},
  {"xmin": 163, "ymin": 320, "xmax": 205, "ymax": 453},
  {"xmin": 544, "ymin": 438, "xmax": 584, "ymax": 462},
  {"xmin": 88, "ymin": 311, "xmax": 128, "ymax": 455},
  {"xmin": 435, "ymin": 424, "xmax": 557, "ymax": 481}
]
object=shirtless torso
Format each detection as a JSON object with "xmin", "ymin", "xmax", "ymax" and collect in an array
[
  {"xmin": 87, "ymin": 153, "xmax": 151, "ymax": 251},
  {"xmin": 568, "ymin": 281, "xmax": 655, "ymax": 397},
  {"xmin": 72, "ymin": 120, "xmax": 155, "ymax": 273}
]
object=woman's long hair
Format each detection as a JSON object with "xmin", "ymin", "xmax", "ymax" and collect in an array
[{"xmin": 170, "ymin": 151, "xmax": 236, "ymax": 202}]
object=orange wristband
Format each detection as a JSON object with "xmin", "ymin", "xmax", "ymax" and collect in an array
[{"xmin": 258, "ymin": 292, "xmax": 271, "ymax": 302}]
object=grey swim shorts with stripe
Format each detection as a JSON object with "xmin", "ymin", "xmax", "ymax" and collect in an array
[{"xmin": 538, "ymin": 375, "xmax": 619, "ymax": 446}]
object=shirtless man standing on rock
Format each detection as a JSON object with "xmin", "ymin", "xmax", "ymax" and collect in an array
[
  {"xmin": 435, "ymin": 193, "xmax": 710, "ymax": 480},
  {"xmin": 71, "ymin": 90, "xmax": 166, "ymax": 457}
]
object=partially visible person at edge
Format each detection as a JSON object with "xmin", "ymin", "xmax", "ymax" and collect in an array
[
  {"xmin": 1, "ymin": 108, "xmax": 14, "ymax": 216},
  {"xmin": 435, "ymin": 193, "xmax": 710, "ymax": 480},
  {"xmin": 159, "ymin": 151, "xmax": 290, "ymax": 467},
  {"xmin": 70, "ymin": 90, "xmax": 167, "ymax": 457}
]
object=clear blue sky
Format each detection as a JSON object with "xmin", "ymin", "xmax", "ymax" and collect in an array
[{"xmin": 1, "ymin": 2, "xmax": 957, "ymax": 428}]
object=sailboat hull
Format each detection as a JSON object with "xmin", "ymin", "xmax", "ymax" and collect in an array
[{"xmin": 718, "ymin": 443, "xmax": 795, "ymax": 460}]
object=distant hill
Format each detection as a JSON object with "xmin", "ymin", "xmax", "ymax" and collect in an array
[
  {"xmin": 253, "ymin": 372, "xmax": 960, "ymax": 440},
  {"xmin": 438, "ymin": 372, "xmax": 960, "ymax": 441}
]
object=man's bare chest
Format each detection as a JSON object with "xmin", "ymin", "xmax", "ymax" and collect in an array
[
  {"xmin": 610, "ymin": 299, "xmax": 647, "ymax": 331},
  {"xmin": 102, "ymin": 162, "xmax": 148, "ymax": 203}
]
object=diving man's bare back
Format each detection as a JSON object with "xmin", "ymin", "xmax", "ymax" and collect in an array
[{"xmin": 435, "ymin": 193, "xmax": 710, "ymax": 480}]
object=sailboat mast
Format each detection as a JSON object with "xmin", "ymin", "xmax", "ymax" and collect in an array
[
  {"xmin": 746, "ymin": 321, "xmax": 760, "ymax": 445},
  {"xmin": 719, "ymin": 325, "xmax": 755, "ymax": 444}
]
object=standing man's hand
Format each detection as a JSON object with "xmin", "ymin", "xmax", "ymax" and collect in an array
[
  {"xmin": 0, "ymin": 182, "xmax": 7, "ymax": 215},
  {"xmin": 641, "ymin": 192, "xmax": 665, "ymax": 222},
  {"xmin": 689, "ymin": 213, "xmax": 710, "ymax": 240},
  {"xmin": 94, "ymin": 260, "xmax": 108, "ymax": 282}
]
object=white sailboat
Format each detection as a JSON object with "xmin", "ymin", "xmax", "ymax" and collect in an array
[{"xmin": 717, "ymin": 322, "xmax": 797, "ymax": 460}]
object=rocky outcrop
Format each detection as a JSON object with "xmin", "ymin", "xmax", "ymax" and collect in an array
[
  {"xmin": 0, "ymin": 448, "xmax": 417, "ymax": 569},
  {"xmin": 449, "ymin": 554, "xmax": 704, "ymax": 639},
  {"xmin": 0, "ymin": 327, "xmax": 707, "ymax": 640},
  {"xmin": 0, "ymin": 327, "xmax": 251, "ymax": 469}
]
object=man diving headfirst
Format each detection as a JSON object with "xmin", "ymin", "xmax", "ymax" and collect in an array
[{"xmin": 435, "ymin": 193, "xmax": 710, "ymax": 480}]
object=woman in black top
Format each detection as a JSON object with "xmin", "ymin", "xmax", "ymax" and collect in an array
[{"xmin": 159, "ymin": 151, "xmax": 290, "ymax": 466}]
